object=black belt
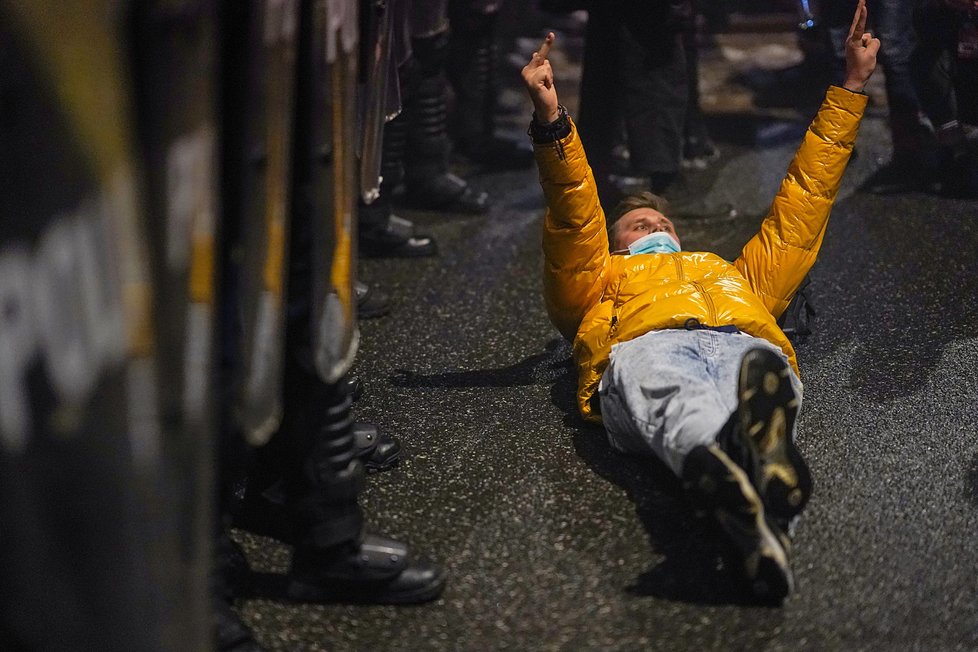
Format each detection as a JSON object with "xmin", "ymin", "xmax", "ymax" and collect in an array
[{"xmin": 684, "ymin": 318, "xmax": 739, "ymax": 334}]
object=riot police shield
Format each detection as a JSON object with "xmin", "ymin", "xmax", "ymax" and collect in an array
[
  {"xmin": 227, "ymin": 0, "xmax": 301, "ymax": 446},
  {"xmin": 0, "ymin": 2, "xmax": 198, "ymax": 649},
  {"xmin": 129, "ymin": 0, "xmax": 221, "ymax": 646},
  {"xmin": 359, "ymin": 0, "xmax": 395, "ymax": 203},
  {"xmin": 299, "ymin": 0, "xmax": 360, "ymax": 384}
]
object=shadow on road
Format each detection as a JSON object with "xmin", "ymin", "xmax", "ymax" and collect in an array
[
  {"xmin": 967, "ymin": 452, "xmax": 978, "ymax": 510},
  {"xmin": 390, "ymin": 338, "xmax": 570, "ymax": 390},
  {"xmin": 811, "ymin": 193, "xmax": 978, "ymax": 402}
]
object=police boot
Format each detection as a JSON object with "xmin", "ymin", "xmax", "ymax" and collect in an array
[
  {"xmin": 235, "ymin": 417, "xmax": 402, "ymax": 543},
  {"xmin": 446, "ymin": 6, "xmax": 533, "ymax": 171},
  {"xmin": 338, "ymin": 373, "xmax": 363, "ymax": 402},
  {"xmin": 355, "ymin": 280, "xmax": 391, "ymax": 319},
  {"xmin": 401, "ymin": 29, "xmax": 489, "ymax": 214},
  {"xmin": 352, "ymin": 421, "xmax": 401, "ymax": 472},
  {"xmin": 359, "ymin": 114, "xmax": 438, "ymax": 258},
  {"xmin": 286, "ymin": 383, "xmax": 446, "ymax": 605},
  {"xmin": 212, "ymin": 533, "xmax": 266, "ymax": 652},
  {"xmin": 213, "ymin": 596, "xmax": 266, "ymax": 652}
]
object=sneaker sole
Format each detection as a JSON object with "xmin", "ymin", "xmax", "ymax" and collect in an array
[
  {"xmin": 684, "ymin": 446, "xmax": 793, "ymax": 603},
  {"xmin": 738, "ymin": 348, "xmax": 813, "ymax": 520}
]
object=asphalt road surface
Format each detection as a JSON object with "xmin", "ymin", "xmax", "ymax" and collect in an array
[{"xmin": 236, "ymin": 30, "xmax": 978, "ymax": 651}]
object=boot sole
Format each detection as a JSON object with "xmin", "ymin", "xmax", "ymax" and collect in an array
[
  {"xmin": 684, "ymin": 446, "xmax": 793, "ymax": 603},
  {"xmin": 364, "ymin": 452, "xmax": 400, "ymax": 473},
  {"xmin": 738, "ymin": 349, "xmax": 813, "ymax": 520},
  {"xmin": 286, "ymin": 570, "xmax": 447, "ymax": 605}
]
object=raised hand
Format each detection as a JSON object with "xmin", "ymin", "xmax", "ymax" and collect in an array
[
  {"xmin": 843, "ymin": 0, "xmax": 881, "ymax": 92},
  {"xmin": 521, "ymin": 32, "xmax": 559, "ymax": 123}
]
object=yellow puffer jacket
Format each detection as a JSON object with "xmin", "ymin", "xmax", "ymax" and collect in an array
[{"xmin": 536, "ymin": 85, "xmax": 867, "ymax": 423}]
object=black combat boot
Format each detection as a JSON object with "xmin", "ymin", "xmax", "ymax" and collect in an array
[
  {"xmin": 212, "ymin": 533, "xmax": 266, "ymax": 652},
  {"xmin": 285, "ymin": 383, "xmax": 445, "ymax": 605},
  {"xmin": 401, "ymin": 28, "xmax": 489, "ymax": 214},
  {"xmin": 359, "ymin": 114, "xmax": 438, "ymax": 257},
  {"xmin": 355, "ymin": 280, "xmax": 391, "ymax": 319}
]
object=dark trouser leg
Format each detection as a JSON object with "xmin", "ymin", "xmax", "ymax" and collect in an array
[
  {"xmin": 400, "ymin": 25, "xmax": 489, "ymax": 213},
  {"xmin": 279, "ymin": 190, "xmax": 365, "ymax": 552},
  {"xmin": 869, "ymin": 0, "xmax": 926, "ymax": 160},
  {"xmin": 279, "ymin": 134, "xmax": 445, "ymax": 604},
  {"xmin": 681, "ymin": 26, "xmax": 719, "ymax": 165},
  {"xmin": 619, "ymin": 22, "xmax": 687, "ymax": 184},
  {"xmin": 913, "ymin": 5, "xmax": 978, "ymax": 196},
  {"xmin": 447, "ymin": 1, "xmax": 496, "ymax": 146},
  {"xmin": 286, "ymin": 369, "xmax": 365, "ymax": 552},
  {"xmin": 277, "ymin": 329, "xmax": 445, "ymax": 605},
  {"xmin": 446, "ymin": 0, "xmax": 533, "ymax": 169},
  {"xmin": 577, "ymin": 6, "xmax": 624, "ymax": 205}
]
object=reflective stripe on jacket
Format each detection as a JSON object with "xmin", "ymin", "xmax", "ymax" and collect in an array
[{"xmin": 536, "ymin": 85, "xmax": 867, "ymax": 423}]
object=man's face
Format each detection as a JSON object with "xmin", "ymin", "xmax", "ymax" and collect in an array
[{"xmin": 613, "ymin": 208, "xmax": 681, "ymax": 252}]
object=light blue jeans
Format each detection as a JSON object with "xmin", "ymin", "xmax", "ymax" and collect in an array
[{"xmin": 598, "ymin": 329, "xmax": 803, "ymax": 477}]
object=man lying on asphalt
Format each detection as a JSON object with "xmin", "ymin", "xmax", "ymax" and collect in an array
[{"xmin": 521, "ymin": 1, "xmax": 880, "ymax": 602}]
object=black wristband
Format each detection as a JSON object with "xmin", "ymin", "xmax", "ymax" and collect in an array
[{"xmin": 528, "ymin": 105, "xmax": 571, "ymax": 144}]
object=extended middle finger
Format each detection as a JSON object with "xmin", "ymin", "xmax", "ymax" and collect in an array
[
  {"xmin": 848, "ymin": 0, "xmax": 867, "ymax": 39},
  {"xmin": 537, "ymin": 32, "xmax": 555, "ymax": 61}
]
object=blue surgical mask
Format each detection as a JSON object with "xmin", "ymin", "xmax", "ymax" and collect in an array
[{"xmin": 627, "ymin": 231, "xmax": 681, "ymax": 255}]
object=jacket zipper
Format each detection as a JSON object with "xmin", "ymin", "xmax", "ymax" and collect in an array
[
  {"xmin": 675, "ymin": 253, "xmax": 718, "ymax": 324},
  {"xmin": 672, "ymin": 253, "xmax": 685, "ymax": 282},
  {"xmin": 691, "ymin": 280, "xmax": 718, "ymax": 325}
]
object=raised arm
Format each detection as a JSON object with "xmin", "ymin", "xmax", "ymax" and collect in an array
[
  {"xmin": 523, "ymin": 33, "xmax": 610, "ymax": 340},
  {"xmin": 734, "ymin": 1, "xmax": 879, "ymax": 317}
]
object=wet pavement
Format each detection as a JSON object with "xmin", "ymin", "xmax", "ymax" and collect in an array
[{"xmin": 235, "ymin": 27, "xmax": 978, "ymax": 651}]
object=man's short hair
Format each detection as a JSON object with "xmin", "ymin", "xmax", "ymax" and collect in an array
[{"xmin": 606, "ymin": 191, "xmax": 671, "ymax": 246}]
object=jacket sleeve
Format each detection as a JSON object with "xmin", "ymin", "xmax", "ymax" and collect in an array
[
  {"xmin": 734, "ymin": 85, "xmax": 867, "ymax": 318},
  {"xmin": 535, "ymin": 118, "xmax": 610, "ymax": 341}
]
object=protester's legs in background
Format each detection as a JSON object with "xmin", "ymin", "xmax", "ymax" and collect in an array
[
  {"xmin": 576, "ymin": 4, "xmax": 623, "ymax": 206},
  {"xmin": 871, "ymin": 0, "xmax": 926, "ymax": 161},
  {"xmin": 579, "ymin": 2, "xmax": 691, "ymax": 195},
  {"xmin": 618, "ymin": 13, "xmax": 688, "ymax": 195},
  {"xmin": 859, "ymin": 0, "xmax": 939, "ymax": 193},
  {"xmin": 579, "ymin": 1, "xmax": 732, "ymax": 216},
  {"xmin": 681, "ymin": 23, "xmax": 720, "ymax": 170},
  {"xmin": 913, "ymin": 2, "xmax": 978, "ymax": 197}
]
